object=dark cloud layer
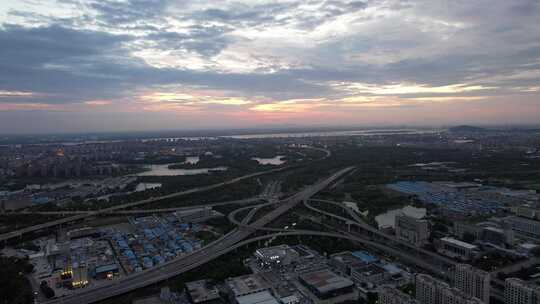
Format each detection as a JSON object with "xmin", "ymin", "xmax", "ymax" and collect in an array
[{"xmin": 0, "ymin": 0, "xmax": 539, "ymax": 132}]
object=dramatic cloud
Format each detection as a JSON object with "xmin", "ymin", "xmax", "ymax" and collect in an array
[{"xmin": 0, "ymin": 0, "xmax": 539, "ymax": 133}]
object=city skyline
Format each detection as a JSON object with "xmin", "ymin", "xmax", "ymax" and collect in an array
[{"xmin": 1, "ymin": 0, "xmax": 540, "ymax": 133}]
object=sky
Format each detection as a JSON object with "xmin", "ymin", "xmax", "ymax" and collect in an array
[{"xmin": 0, "ymin": 0, "xmax": 540, "ymax": 134}]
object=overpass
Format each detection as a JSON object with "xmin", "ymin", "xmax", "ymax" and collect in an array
[
  {"xmin": 6, "ymin": 197, "xmax": 263, "ymax": 216},
  {"xmin": 41, "ymin": 166, "xmax": 353, "ymax": 304},
  {"xmin": 1, "ymin": 146, "xmax": 331, "ymax": 243},
  {"xmin": 303, "ymin": 198, "xmax": 456, "ymax": 268}
]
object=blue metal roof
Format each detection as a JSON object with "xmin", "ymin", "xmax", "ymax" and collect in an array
[{"xmin": 352, "ymin": 251, "xmax": 378, "ymax": 264}]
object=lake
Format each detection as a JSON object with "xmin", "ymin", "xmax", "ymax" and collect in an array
[
  {"xmin": 252, "ymin": 155, "xmax": 286, "ymax": 165},
  {"xmin": 136, "ymin": 164, "xmax": 227, "ymax": 176},
  {"xmin": 375, "ymin": 205, "xmax": 427, "ymax": 228}
]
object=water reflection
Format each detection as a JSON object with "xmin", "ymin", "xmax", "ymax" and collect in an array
[
  {"xmin": 252, "ymin": 155, "xmax": 286, "ymax": 165},
  {"xmin": 136, "ymin": 164, "xmax": 227, "ymax": 176}
]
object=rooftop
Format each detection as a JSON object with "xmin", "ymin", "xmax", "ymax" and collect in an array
[
  {"xmin": 300, "ymin": 269, "xmax": 354, "ymax": 293},
  {"xmin": 227, "ymin": 274, "xmax": 269, "ymax": 296},
  {"xmin": 331, "ymin": 252, "xmax": 365, "ymax": 266},
  {"xmin": 255, "ymin": 245, "xmax": 298, "ymax": 261},
  {"xmin": 351, "ymin": 251, "xmax": 378, "ymax": 264},
  {"xmin": 186, "ymin": 280, "xmax": 221, "ymax": 304},
  {"xmin": 236, "ymin": 291, "xmax": 279, "ymax": 304},
  {"xmin": 351, "ymin": 264, "xmax": 385, "ymax": 276},
  {"xmin": 440, "ymin": 237, "xmax": 478, "ymax": 250}
]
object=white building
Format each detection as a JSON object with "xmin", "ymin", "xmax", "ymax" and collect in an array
[
  {"xmin": 415, "ymin": 274, "xmax": 483, "ymax": 304},
  {"xmin": 416, "ymin": 274, "xmax": 449, "ymax": 304},
  {"xmin": 436, "ymin": 237, "xmax": 479, "ymax": 261},
  {"xmin": 451, "ymin": 264, "xmax": 490, "ymax": 303},
  {"xmin": 440, "ymin": 287, "xmax": 484, "ymax": 304},
  {"xmin": 395, "ymin": 213, "xmax": 429, "ymax": 247},
  {"xmin": 254, "ymin": 245, "xmax": 299, "ymax": 266},
  {"xmin": 236, "ymin": 291, "xmax": 280, "ymax": 304},
  {"xmin": 503, "ymin": 216, "xmax": 540, "ymax": 241},
  {"xmin": 226, "ymin": 274, "xmax": 270, "ymax": 299},
  {"xmin": 504, "ymin": 278, "xmax": 540, "ymax": 304}
]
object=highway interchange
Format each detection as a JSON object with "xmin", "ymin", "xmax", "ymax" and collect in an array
[
  {"xmin": 41, "ymin": 166, "xmax": 355, "ymax": 304},
  {"xmin": 0, "ymin": 146, "xmax": 331, "ymax": 243},
  {"xmin": 2, "ymin": 144, "xmax": 504, "ymax": 304}
]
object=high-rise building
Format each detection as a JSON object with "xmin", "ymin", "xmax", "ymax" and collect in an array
[
  {"xmin": 415, "ymin": 274, "xmax": 484, "ymax": 304},
  {"xmin": 378, "ymin": 285, "xmax": 419, "ymax": 304},
  {"xmin": 440, "ymin": 287, "xmax": 484, "ymax": 304},
  {"xmin": 415, "ymin": 274, "xmax": 449, "ymax": 304},
  {"xmin": 395, "ymin": 214, "xmax": 430, "ymax": 247},
  {"xmin": 504, "ymin": 278, "xmax": 540, "ymax": 304},
  {"xmin": 451, "ymin": 264, "xmax": 490, "ymax": 303},
  {"xmin": 503, "ymin": 216, "xmax": 540, "ymax": 241}
]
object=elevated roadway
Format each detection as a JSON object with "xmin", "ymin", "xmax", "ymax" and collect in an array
[
  {"xmin": 42, "ymin": 166, "xmax": 353, "ymax": 304},
  {"xmin": 6, "ymin": 197, "xmax": 263, "ymax": 216},
  {"xmin": 1, "ymin": 146, "xmax": 330, "ymax": 243},
  {"xmin": 303, "ymin": 199, "xmax": 456, "ymax": 268}
]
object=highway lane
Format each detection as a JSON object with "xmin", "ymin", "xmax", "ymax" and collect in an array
[
  {"xmin": 42, "ymin": 166, "xmax": 352, "ymax": 304},
  {"xmin": 228, "ymin": 194, "xmax": 453, "ymax": 276},
  {"xmin": 303, "ymin": 198, "xmax": 456, "ymax": 268},
  {"xmin": 44, "ymin": 227, "xmax": 446, "ymax": 304},
  {"xmin": 1, "ymin": 146, "xmax": 330, "ymax": 243},
  {"xmin": 6, "ymin": 197, "xmax": 263, "ymax": 216},
  {"xmin": 302, "ymin": 199, "xmax": 506, "ymax": 302}
]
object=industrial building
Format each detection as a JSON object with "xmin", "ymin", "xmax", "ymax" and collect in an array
[
  {"xmin": 254, "ymin": 245, "xmax": 300, "ymax": 267},
  {"xmin": 436, "ymin": 237, "xmax": 479, "ymax": 261},
  {"xmin": 328, "ymin": 250, "xmax": 407, "ymax": 290},
  {"xmin": 111, "ymin": 212, "xmax": 208, "ymax": 274},
  {"xmin": 92, "ymin": 264, "xmax": 119, "ymax": 280},
  {"xmin": 298, "ymin": 269, "xmax": 358, "ymax": 304},
  {"xmin": 329, "ymin": 252, "xmax": 366, "ymax": 276},
  {"xmin": 329, "ymin": 251, "xmax": 378, "ymax": 272},
  {"xmin": 453, "ymin": 221, "xmax": 515, "ymax": 247},
  {"xmin": 387, "ymin": 181, "xmax": 504, "ymax": 217},
  {"xmin": 502, "ymin": 216, "xmax": 540, "ymax": 241},
  {"xmin": 226, "ymin": 274, "xmax": 271, "ymax": 299},
  {"xmin": 185, "ymin": 280, "xmax": 222, "ymax": 304},
  {"xmin": 350, "ymin": 264, "xmax": 387, "ymax": 286}
]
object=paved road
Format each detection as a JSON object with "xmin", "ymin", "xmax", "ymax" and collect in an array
[
  {"xmin": 303, "ymin": 199, "xmax": 511, "ymax": 302},
  {"xmin": 6, "ymin": 197, "xmax": 263, "ymax": 216},
  {"xmin": 1, "ymin": 146, "xmax": 330, "ymax": 243},
  {"xmin": 41, "ymin": 166, "xmax": 353, "ymax": 304},
  {"xmin": 304, "ymin": 199, "xmax": 456, "ymax": 268}
]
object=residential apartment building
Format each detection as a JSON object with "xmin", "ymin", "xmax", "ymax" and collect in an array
[
  {"xmin": 415, "ymin": 274, "xmax": 484, "ymax": 304},
  {"xmin": 505, "ymin": 278, "xmax": 540, "ymax": 304},
  {"xmin": 451, "ymin": 264, "xmax": 490, "ymax": 303}
]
